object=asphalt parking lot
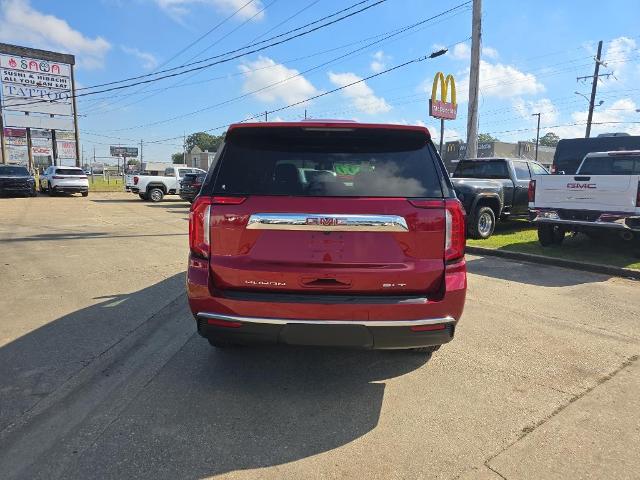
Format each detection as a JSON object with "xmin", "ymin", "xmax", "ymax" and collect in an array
[{"xmin": 0, "ymin": 192, "xmax": 638, "ymax": 480}]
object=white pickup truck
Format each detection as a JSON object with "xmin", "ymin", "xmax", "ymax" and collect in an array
[
  {"xmin": 529, "ymin": 150, "xmax": 640, "ymax": 245},
  {"xmin": 130, "ymin": 165, "xmax": 207, "ymax": 202}
]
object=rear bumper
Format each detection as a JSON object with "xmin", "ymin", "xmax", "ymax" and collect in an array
[
  {"xmin": 179, "ymin": 191, "xmax": 197, "ymax": 202},
  {"xmin": 196, "ymin": 313, "xmax": 455, "ymax": 349},
  {"xmin": 530, "ymin": 208, "xmax": 640, "ymax": 231},
  {"xmin": 187, "ymin": 256, "xmax": 466, "ymax": 349},
  {"xmin": 52, "ymin": 185, "xmax": 88, "ymax": 193}
]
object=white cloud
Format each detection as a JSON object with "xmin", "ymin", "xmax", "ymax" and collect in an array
[
  {"xmin": 513, "ymin": 97, "xmax": 559, "ymax": 124},
  {"xmin": 452, "ymin": 43, "xmax": 470, "ymax": 60},
  {"xmin": 483, "ymin": 46, "xmax": 499, "ymax": 59},
  {"xmin": 155, "ymin": 0, "xmax": 265, "ymax": 22},
  {"xmin": 601, "ymin": 36, "xmax": 637, "ymax": 86},
  {"xmin": 328, "ymin": 71, "xmax": 391, "ymax": 115},
  {"xmin": 450, "ymin": 43, "xmax": 498, "ymax": 61},
  {"xmin": 0, "ymin": 0, "xmax": 111, "ymax": 69},
  {"xmin": 121, "ymin": 46, "xmax": 158, "ymax": 69},
  {"xmin": 370, "ymin": 50, "xmax": 389, "ymax": 73},
  {"xmin": 455, "ymin": 60, "xmax": 545, "ymax": 101},
  {"xmin": 239, "ymin": 56, "xmax": 319, "ymax": 104},
  {"xmin": 544, "ymin": 98, "xmax": 640, "ymax": 139}
]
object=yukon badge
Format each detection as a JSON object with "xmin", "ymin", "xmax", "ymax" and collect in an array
[{"xmin": 245, "ymin": 280, "xmax": 287, "ymax": 287}]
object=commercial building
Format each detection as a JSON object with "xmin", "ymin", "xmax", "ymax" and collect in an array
[
  {"xmin": 188, "ymin": 146, "xmax": 216, "ymax": 170},
  {"xmin": 0, "ymin": 43, "xmax": 80, "ymax": 171},
  {"xmin": 442, "ymin": 140, "xmax": 556, "ymax": 172}
]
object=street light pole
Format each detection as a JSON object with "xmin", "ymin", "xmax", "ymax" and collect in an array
[{"xmin": 532, "ymin": 113, "xmax": 541, "ymax": 162}]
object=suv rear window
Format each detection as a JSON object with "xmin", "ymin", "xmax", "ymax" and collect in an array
[
  {"xmin": 212, "ymin": 127, "xmax": 443, "ymax": 197},
  {"xmin": 579, "ymin": 155, "xmax": 640, "ymax": 175},
  {"xmin": 55, "ymin": 168, "xmax": 84, "ymax": 175},
  {"xmin": 0, "ymin": 166, "xmax": 29, "ymax": 176},
  {"xmin": 452, "ymin": 160, "xmax": 509, "ymax": 179}
]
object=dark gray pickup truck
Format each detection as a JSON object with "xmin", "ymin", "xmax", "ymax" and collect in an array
[{"xmin": 451, "ymin": 158, "xmax": 548, "ymax": 239}]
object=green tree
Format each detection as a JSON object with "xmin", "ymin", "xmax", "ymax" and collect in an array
[
  {"xmin": 172, "ymin": 153, "xmax": 184, "ymax": 164},
  {"xmin": 478, "ymin": 133, "xmax": 498, "ymax": 143},
  {"xmin": 537, "ymin": 132, "xmax": 560, "ymax": 147},
  {"xmin": 185, "ymin": 132, "xmax": 225, "ymax": 153},
  {"xmin": 127, "ymin": 159, "xmax": 140, "ymax": 166}
]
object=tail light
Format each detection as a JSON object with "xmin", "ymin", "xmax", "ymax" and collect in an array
[
  {"xmin": 189, "ymin": 197, "xmax": 212, "ymax": 259},
  {"xmin": 636, "ymin": 181, "xmax": 640, "ymax": 207},
  {"xmin": 444, "ymin": 199, "xmax": 465, "ymax": 262},
  {"xmin": 189, "ymin": 196, "xmax": 247, "ymax": 258},
  {"xmin": 133, "ymin": 176, "xmax": 139, "ymax": 185},
  {"xmin": 52, "ymin": 175, "xmax": 64, "ymax": 179},
  {"xmin": 528, "ymin": 179, "xmax": 536, "ymax": 203}
]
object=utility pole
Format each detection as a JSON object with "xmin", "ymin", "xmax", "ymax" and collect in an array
[
  {"xmin": 583, "ymin": 40, "xmax": 603, "ymax": 138},
  {"xmin": 532, "ymin": 113, "xmax": 541, "ymax": 162},
  {"xmin": 264, "ymin": 111, "xmax": 268, "ymax": 122},
  {"xmin": 182, "ymin": 132, "xmax": 186, "ymax": 165},
  {"xmin": 465, "ymin": 0, "xmax": 482, "ymax": 159},
  {"xmin": 140, "ymin": 139, "xmax": 143, "ymax": 164}
]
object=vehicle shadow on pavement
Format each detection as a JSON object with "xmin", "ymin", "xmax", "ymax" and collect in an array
[
  {"xmin": 0, "ymin": 273, "xmax": 188, "ymax": 436},
  {"xmin": 0, "ymin": 272, "xmax": 431, "ymax": 480},
  {"xmin": 69, "ymin": 338, "xmax": 431, "ymax": 480},
  {"xmin": 466, "ymin": 256, "xmax": 609, "ymax": 287}
]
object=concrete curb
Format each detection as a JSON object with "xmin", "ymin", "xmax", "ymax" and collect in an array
[{"xmin": 466, "ymin": 246, "xmax": 640, "ymax": 280}]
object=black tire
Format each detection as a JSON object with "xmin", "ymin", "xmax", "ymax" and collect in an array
[
  {"xmin": 148, "ymin": 187, "xmax": 164, "ymax": 202},
  {"xmin": 81, "ymin": 191, "xmax": 89, "ymax": 197},
  {"xmin": 138, "ymin": 193, "xmax": 149, "ymax": 200},
  {"xmin": 468, "ymin": 206, "xmax": 496, "ymax": 239},
  {"xmin": 48, "ymin": 186, "xmax": 56, "ymax": 196},
  {"xmin": 538, "ymin": 224, "xmax": 565, "ymax": 246}
]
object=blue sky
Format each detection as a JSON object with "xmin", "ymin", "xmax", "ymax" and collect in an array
[{"xmin": 1, "ymin": 0, "xmax": 639, "ymax": 164}]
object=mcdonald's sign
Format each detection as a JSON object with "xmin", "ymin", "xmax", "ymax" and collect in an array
[{"xmin": 429, "ymin": 72, "xmax": 457, "ymax": 120}]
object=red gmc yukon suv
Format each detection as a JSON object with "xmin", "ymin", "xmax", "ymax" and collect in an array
[{"xmin": 187, "ymin": 121, "xmax": 467, "ymax": 352}]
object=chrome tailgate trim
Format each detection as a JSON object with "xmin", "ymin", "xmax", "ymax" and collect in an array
[
  {"xmin": 197, "ymin": 312, "xmax": 455, "ymax": 327},
  {"xmin": 246, "ymin": 213, "xmax": 409, "ymax": 232}
]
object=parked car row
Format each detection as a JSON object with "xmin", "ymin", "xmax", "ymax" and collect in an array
[
  {"xmin": 0, "ymin": 165, "xmax": 89, "ymax": 198},
  {"xmin": 130, "ymin": 166, "xmax": 207, "ymax": 202}
]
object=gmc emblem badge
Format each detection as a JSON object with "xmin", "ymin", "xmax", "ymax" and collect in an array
[{"xmin": 306, "ymin": 217, "xmax": 337, "ymax": 226}]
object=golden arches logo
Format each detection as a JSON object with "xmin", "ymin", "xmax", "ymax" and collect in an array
[{"xmin": 429, "ymin": 72, "xmax": 457, "ymax": 120}]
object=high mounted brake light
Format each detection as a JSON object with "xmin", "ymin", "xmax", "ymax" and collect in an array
[{"xmin": 212, "ymin": 196, "xmax": 247, "ymax": 205}]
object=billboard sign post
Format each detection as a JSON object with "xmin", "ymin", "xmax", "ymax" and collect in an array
[
  {"xmin": 429, "ymin": 72, "xmax": 458, "ymax": 155},
  {"xmin": 0, "ymin": 43, "xmax": 77, "ymax": 168}
]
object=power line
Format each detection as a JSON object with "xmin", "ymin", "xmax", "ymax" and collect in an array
[
  {"xmin": 105, "ymin": 6, "xmax": 472, "ymax": 132},
  {"xmin": 145, "ymin": 41, "xmax": 466, "ymax": 145},
  {"xmin": 78, "ymin": 0, "xmax": 386, "ymax": 92},
  {"xmin": 79, "ymin": 0, "xmax": 265, "ymax": 114},
  {"xmin": 17, "ymin": 0, "xmax": 389, "ymax": 111},
  {"xmin": 80, "ymin": 3, "xmax": 469, "ymax": 115}
]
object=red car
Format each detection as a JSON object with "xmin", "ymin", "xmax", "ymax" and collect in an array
[{"xmin": 187, "ymin": 121, "xmax": 466, "ymax": 352}]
